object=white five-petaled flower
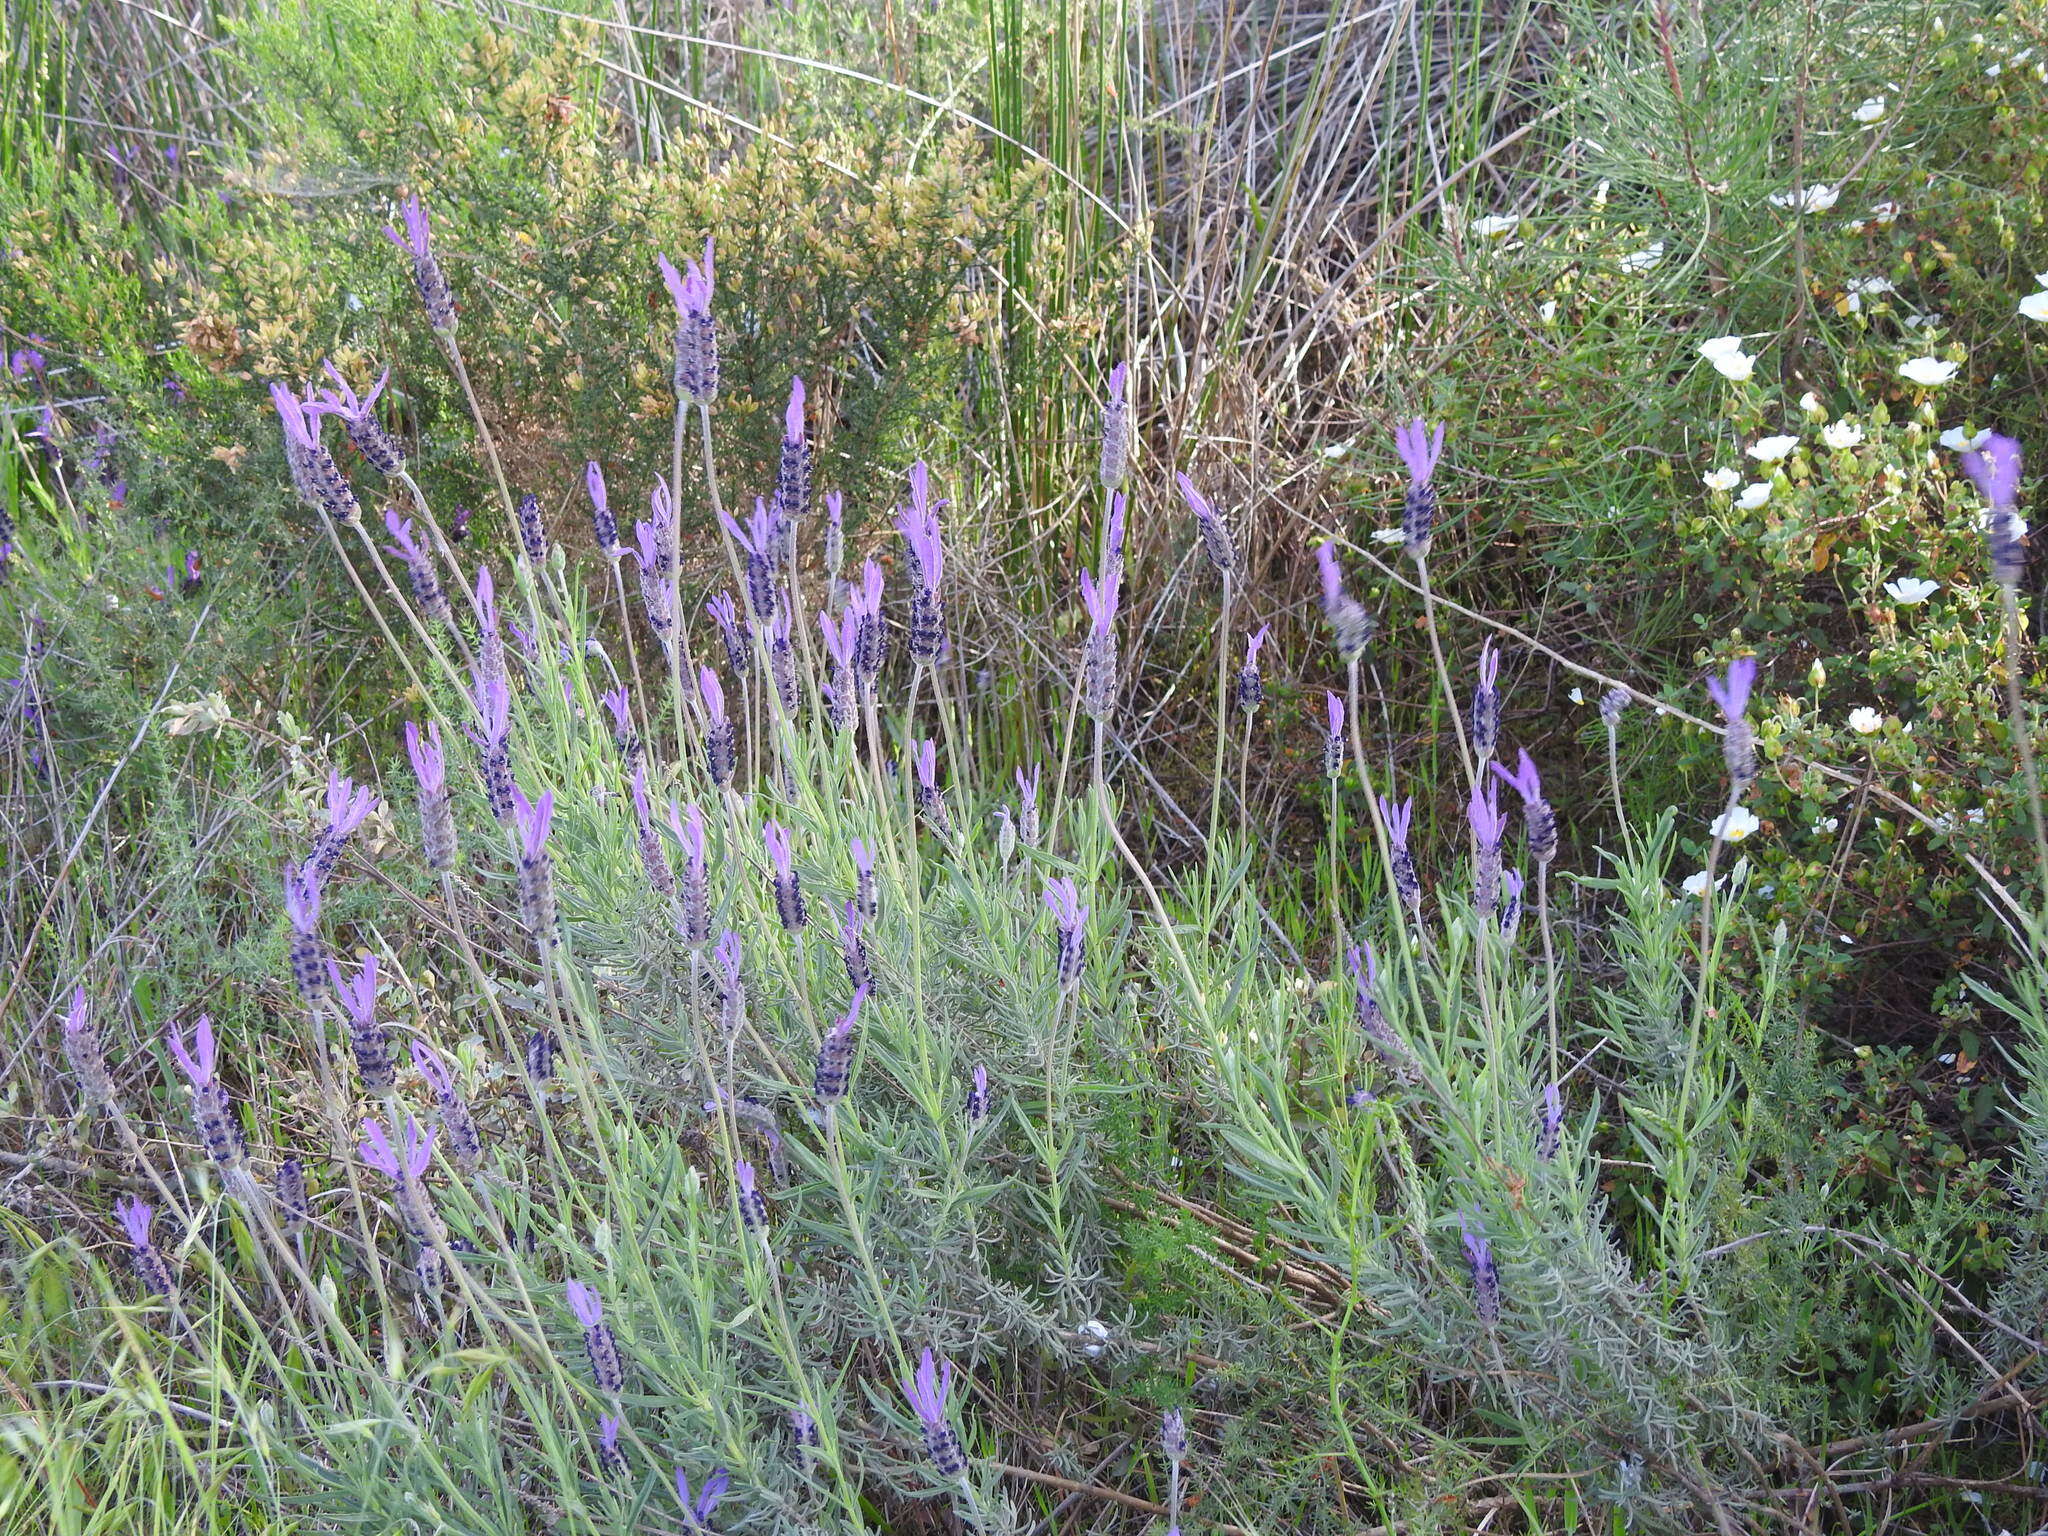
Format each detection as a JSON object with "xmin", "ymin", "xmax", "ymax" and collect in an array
[
  {"xmin": 1370, "ymin": 527, "xmax": 1407, "ymax": 545},
  {"xmin": 1748, "ymin": 435, "xmax": 1800, "ymax": 463},
  {"xmin": 1737, "ymin": 482, "xmax": 1773, "ymax": 510},
  {"xmin": 1845, "ymin": 276, "xmax": 1894, "ymax": 312},
  {"xmin": 1539, "ymin": 299, "xmax": 1559, "ymax": 324},
  {"xmin": 1680, "ymin": 870, "xmax": 1723, "ymax": 898},
  {"xmin": 1848, "ymin": 706, "xmax": 1884, "ymax": 735},
  {"xmin": 1699, "ymin": 336, "xmax": 1755, "ymax": 383},
  {"xmin": 1618, "ymin": 242, "xmax": 1664, "ymax": 274},
  {"xmin": 1939, "ymin": 425, "xmax": 1991, "ymax": 451},
  {"xmin": 1712, "ymin": 806, "xmax": 1760, "ymax": 842},
  {"xmin": 1472, "ymin": 213, "xmax": 1519, "ymax": 239},
  {"xmin": 1899, "ymin": 356, "xmax": 1959, "ymax": 386},
  {"xmin": 1822, "ymin": 421, "xmax": 1865, "ymax": 450},
  {"xmin": 1884, "ymin": 577, "xmax": 1940, "ymax": 604},
  {"xmin": 1853, "ymin": 96, "xmax": 1886, "ymax": 123},
  {"xmin": 1768, "ymin": 183, "xmax": 1839, "ymax": 213},
  {"xmin": 2020, "ymin": 290, "xmax": 2048, "ymax": 322},
  {"xmin": 1704, "ymin": 467, "xmax": 1741, "ymax": 491}
]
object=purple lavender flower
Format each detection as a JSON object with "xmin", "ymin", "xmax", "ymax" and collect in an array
[
  {"xmin": 825, "ymin": 488, "xmax": 847, "ymax": 599},
  {"xmin": 1323, "ymin": 693, "xmax": 1346, "ymax": 779},
  {"xmin": 1100, "ymin": 361, "xmax": 1131, "ymax": 489},
  {"xmin": 10, "ymin": 341, "xmax": 46, "ymax": 380},
  {"xmin": 1393, "ymin": 417, "xmax": 1446, "ymax": 558},
  {"xmin": 1705, "ymin": 656, "xmax": 1759, "ymax": 790},
  {"xmin": 283, "ymin": 862, "xmax": 328, "ymax": 1005},
  {"xmin": 698, "ymin": 667, "xmax": 735, "ymax": 788},
  {"xmin": 1315, "ymin": 542, "xmax": 1374, "ymax": 661},
  {"xmin": 1470, "ymin": 641, "xmax": 1501, "ymax": 766},
  {"xmin": 598, "ymin": 1413, "xmax": 628, "ymax": 1475},
  {"xmin": 1078, "ymin": 540, "xmax": 1122, "ymax": 722},
  {"xmin": 897, "ymin": 462, "xmax": 945, "ymax": 662},
  {"xmin": 1346, "ymin": 944, "xmax": 1408, "ymax": 1068},
  {"xmin": 819, "ymin": 606, "xmax": 858, "ymax": 730},
  {"xmin": 310, "ymin": 769, "xmax": 377, "ymax": 881},
  {"xmin": 812, "ymin": 982, "xmax": 869, "ymax": 1113},
  {"xmin": 912, "ymin": 738, "xmax": 950, "ymax": 834},
  {"xmin": 768, "ymin": 600, "xmax": 799, "ymax": 715},
  {"xmin": 1015, "ymin": 765, "xmax": 1041, "ymax": 847},
  {"xmin": 674, "ymin": 1465, "xmax": 730, "ymax": 1531},
  {"xmin": 1499, "ymin": 868, "xmax": 1524, "ymax": 940},
  {"xmin": 851, "ymin": 836, "xmax": 877, "ymax": 920},
  {"xmin": 851, "ymin": 559, "xmax": 888, "ymax": 688},
  {"xmin": 329, "ymin": 952, "xmax": 393, "ymax": 1093},
  {"xmin": 734, "ymin": 1158, "xmax": 770, "ymax": 1235},
  {"xmin": 719, "ymin": 497, "xmax": 781, "ymax": 622},
  {"xmin": 115, "ymin": 1196, "xmax": 174, "ymax": 1296},
  {"xmin": 839, "ymin": 899, "xmax": 871, "ymax": 991},
  {"xmin": 411, "ymin": 1041, "xmax": 482, "ymax": 1171},
  {"xmin": 776, "ymin": 375, "xmax": 810, "ymax": 541},
  {"xmin": 599, "ymin": 686, "xmax": 636, "ymax": 763},
  {"xmin": 1537, "ymin": 1082, "xmax": 1564, "ymax": 1161},
  {"xmin": 179, "ymin": 550, "xmax": 202, "ymax": 597},
  {"xmin": 1468, "ymin": 781, "xmax": 1507, "ymax": 917},
  {"xmin": 515, "ymin": 493, "xmax": 549, "ymax": 566},
  {"xmin": 471, "ymin": 669, "xmax": 514, "ymax": 822},
  {"xmin": 1380, "ymin": 793, "xmax": 1420, "ymax": 914},
  {"xmin": 715, "ymin": 931, "xmax": 745, "ymax": 1038},
  {"xmin": 509, "ymin": 783, "xmax": 557, "ymax": 950},
  {"xmin": 1600, "ymin": 687, "xmax": 1629, "ymax": 726},
  {"xmin": 1163, "ymin": 1407, "xmax": 1189, "ymax": 1536},
  {"xmin": 764, "ymin": 820, "xmax": 808, "ymax": 932},
  {"xmin": 382, "ymin": 194, "xmax": 456, "ymax": 330},
  {"xmin": 315, "ymin": 363, "xmax": 406, "ymax": 474},
  {"xmin": 1490, "ymin": 749, "xmax": 1557, "ymax": 863},
  {"xmin": 585, "ymin": 462, "xmax": 619, "ymax": 556},
  {"xmin": 633, "ymin": 518, "xmax": 674, "ymax": 639},
  {"xmin": 385, "ymin": 511, "xmax": 452, "ymax": 626},
  {"xmin": 1236, "ymin": 625, "xmax": 1269, "ymax": 711},
  {"xmin": 526, "ymin": 1029, "xmax": 556, "ymax": 1084},
  {"xmin": 707, "ymin": 591, "xmax": 748, "ymax": 677},
  {"xmin": 1459, "ymin": 1210, "xmax": 1502, "ymax": 1325},
  {"xmin": 566, "ymin": 1278, "xmax": 626, "ymax": 1395},
  {"xmin": 670, "ymin": 799, "xmax": 711, "ymax": 947},
  {"xmin": 1176, "ymin": 473, "xmax": 1237, "ymax": 578},
  {"xmin": 1044, "ymin": 877, "xmax": 1088, "ymax": 990},
  {"xmin": 405, "ymin": 720, "xmax": 458, "ymax": 873},
  {"xmin": 360, "ymin": 1116, "xmax": 439, "ymax": 1240},
  {"xmin": 275, "ymin": 1158, "xmax": 308, "ymax": 1233},
  {"xmin": 270, "ymin": 381, "xmax": 361, "ymax": 523},
  {"xmin": 631, "ymin": 762, "xmax": 674, "ymax": 896},
  {"xmin": 965, "ymin": 1063, "xmax": 991, "ymax": 1126},
  {"xmin": 1963, "ymin": 433, "xmax": 2029, "ymax": 585},
  {"xmin": 902, "ymin": 1347, "xmax": 967, "ymax": 1482},
  {"xmin": 63, "ymin": 986, "xmax": 115, "ymax": 1106},
  {"xmin": 790, "ymin": 1408, "xmax": 821, "ymax": 1469},
  {"xmin": 474, "ymin": 565, "xmax": 506, "ymax": 688},
  {"xmin": 657, "ymin": 238, "xmax": 718, "ymax": 405}
]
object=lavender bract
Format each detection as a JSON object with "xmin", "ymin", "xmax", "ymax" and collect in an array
[
  {"xmin": 510, "ymin": 783, "xmax": 557, "ymax": 950},
  {"xmin": 670, "ymin": 799, "xmax": 711, "ymax": 947},
  {"xmin": 1459, "ymin": 1211, "xmax": 1502, "ymax": 1326},
  {"xmin": 1468, "ymin": 781, "xmax": 1507, "ymax": 917},
  {"xmin": 330, "ymin": 952, "xmax": 393, "ymax": 1092},
  {"xmin": 1324, "ymin": 692, "xmax": 1346, "ymax": 779},
  {"xmin": 764, "ymin": 819, "xmax": 808, "ymax": 932},
  {"xmin": 1176, "ymin": 473, "xmax": 1237, "ymax": 579},
  {"xmin": 631, "ymin": 763, "xmax": 674, "ymax": 896},
  {"xmin": 1236, "ymin": 625, "xmax": 1269, "ymax": 711},
  {"xmin": 1380, "ymin": 793, "xmax": 1421, "ymax": 914},
  {"xmin": 813, "ymin": 983, "xmax": 869, "ymax": 1114},
  {"xmin": 585, "ymin": 461, "xmax": 619, "ymax": 556},
  {"xmin": 316, "ymin": 363, "xmax": 406, "ymax": 475},
  {"xmin": 657, "ymin": 238, "xmax": 718, "ymax": 405},
  {"xmin": 675, "ymin": 1465, "xmax": 729, "ymax": 1531},
  {"xmin": 567, "ymin": 1278, "xmax": 626, "ymax": 1395},
  {"xmin": 1704, "ymin": 656, "xmax": 1759, "ymax": 791},
  {"xmin": 897, "ymin": 462, "xmax": 945, "ymax": 663},
  {"xmin": 698, "ymin": 667, "xmax": 735, "ymax": 789},
  {"xmin": 775, "ymin": 375, "xmax": 810, "ymax": 540},
  {"xmin": 902, "ymin": 1347, "xmax": 967, "ymax": 1481},
  {"xmin": 405, "ymin": 719, "xmax": 458, "ymax": 873},
  {"xmin": 1960, "ymin": 432, "xmax": 2026, "ymax": 586},
  {"xmin": 385, "ymin": 512, "xmax": 452, "ymax": 625},
  {"xmin": 309, "ymin": 770, "xmax": 376, "ymax": 881},
  {"xmin": 1100, "ymin": 361, "xmax": 1131, "ymax": 489},
  {"xmin": 1537, "ymin": 1082, "xmax": 1564, "ymax": 1161},
  {"xmin": 271, "ymin": 382, "xmax": 361, "ymax": 523},
  {"xmin": 411, "ymin": 1041, "xmax": 483, "ymax": 1171},
  {"xmin": 1490, "ymin": 749, "xmax": 1557, "ymax": 863},
  {"xmin": 1315, "ymin": 542, "xmax": 1374, "ymax": 661},
  {"xmin": 382, "ymin": 194, "xmax": 456, "ymax": 331},
  {"xmin": 734, "ymin": 1158, "xmax": 770, "ymax": 1235},
  {"xmin": 1393, "ymin": 416, "xmax": 1446, "ymax": 558},
  {"xmin": 63, "ymin": 986, "xmax": 115, "ymax": 1105},
  {"xmin": 283, "ymin": 863, "xmax": 328, "ymax": 1005},
  {"xmin": 115, "ymin": 1196, "xmax": 174, "ymax": 1296},
  {"xmin": 360, "ymin": 1115, "xmax": 438, "ymax": 1241},
  {"xmin": 1044, "ymin": 877, "xmax": 1088, "ymax": 991},
  {"xmin": 1470, "ymin": 641, "xmax": 1501, "ymax": 766}
]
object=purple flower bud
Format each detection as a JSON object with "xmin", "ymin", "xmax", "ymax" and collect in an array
[
  {"xmin": 634, "ymin": 518, "xmax": 674, "ymax": 638},
  {"xmin": 669, "ymin": 799, "xmax": 711, "ymax": 947},
  {"xmin": 1490, "ymin": 749, "xmax": 1557, "ymax": 862},
  {"xmin": 1600, "ymin": 687, "xmax": 1629, "ymax": 725},
  {"xmin": 114, "ymin": 1196, "xmax": 175, "ymax": 1296},
  {"xmin": 1044, "ymin": 877, "xmax": 1088, "ymax": 990},
  {"xmin": 813, "ymin": 984, "xmax": 869, "ymax": 1111},
  {"xmin": 469, "ymin": 668, "xmax": 514, "ymax": 823},
  {"xmin": 714, "ymin": 930, "xmax": 746, "ymax": 1037},
  {"xmin": 1236, "ymin": 625, "xmax": 1269, "ymax": 711},
  {"xmin": 776, "ymin": 375, "xmax": 811, "ymax": 539},
  {"xmin": 1100, "ymin": 361, "xmax": 1132, "ymax": 489},
  {"xmin": 309, "ymin": 769, "xmax": 377, "ymax": 881},
  {"xmin": 384, "ymin": 510, "xmax": 452, "ymax": 625},
  {"xmin": 586, "ymin": 462, "xmax": 619, "ymax": 555},
  {"xmin": 515, "ymin": 493, "xmax": 548, "ymax": 565},
  {"xmin": 735, "ymin": 1158, "xmax": 770, "ymax": 1234},
  {"xmin": 63, "ymin": 986, "xmax": 115, "ymax": 1106},
  {"xmin": 271, "ymin": 381, "xmax": 361, "ymax": 523},
  {"xmin": 526, "ymin": 1029, "xmax": 556, "ymax": 1084},
  {"xmin": 790, "ymin": 1408, "xmax": 821, "ymax": 1469},
  {"xmin": 1346, "ymin": 944, "xmax": 1408, "ymax": 1070},
  {"xmin": 282, "ymin": 862, "xmax": 329, "ymax": 1004},
  {"xmin": 405, "ymin": 720, "xmax": 458, "ymax": 873},
  {"xmin": 769, "ymin": 600, "xmax": 799, "ymax": 715},
  {"xmin": 1469, "ymin": 781, "xmax": 1506, "ymax": 916},
  {"xmin": 567, "ymin": 1278, "xmax": 626, "ymax": 1395},
  {"xmin": 1176, "ymin": 473, "xmax": 1237, "ymax": 578},
  {"xmin": 1459, "ymin": 1211, "xmax": 1502, "ymax": 1325},
  {"xmin": 1378, "ymin": 794, "xmax": 1421, "ymax": 913},
  {"xmin": 698, "ymin": 666, "xmax": 735, "ymax": 788},
  {"xmin": 897, "ymin": 462, "xmax": 946, "ymax": 662},
  {"xmin": 1078, "ymin": 552, "xmax": 1122, "ymax": 722},
  {"xmin": 330, "ymin": 952, "xmax": 393, "ymax": 1092},
  {"xmin": 598, "ymin": 1413, "xmax": 629, "ymax": 1475},
  {"xmin": 850, "ymin": 836, "xmax": 877, "ymax": 920},
  {"xmin": 1537, "ymin": 1082, "xmax": 1564, "ymax": 1161},
  {"xmin": 631, "ymin": 763, "xmax": 674, "ymax": 896},
  {"xmin": 657, "ymin": 238, "xmax": 719, "ymax": 404},
  {"xmin": 707, "ymin": 591, "xmax": 748, "ymax": 677},
  {"xmin": 275, "ymin": 1158, "xmax": 308, "ymax": 1232},
  {"xmin": 411, "ymin": 1041, "xmax": 483, "ymax": 1171},
  {"xmin": 1705, "ymin": 657, "xmax": 1759, "ymax": 789},
  {"xmin": 509, "ymin": 783, "xmax": 557, "ymax": 950},
  {"xmin": 840, "ymin": 900, "xmax": 871, "ymax": 992},
  {"xmin": 1015, "ymin": 765, "xmax": 1041, "ymax": 847},
  {"xmin": 675, "ymin": 1464, "xmax": 730, "ymax": 1530},
  {"xmin": 902, "ymin": 1347, "xmax": 966, "ymax": 1481},
  {"xmin": 1315, "ymin": 542, "xmax": 1374, "ymax": 660},
  {"xmin": 315, "ymin": 362, "xmax": 407, "ymax": 475},
  {"xmin": 965, "ymin": 1063, "xmax": 991, "ymax": 1125},
  {"xmin": 912, "ymin": 738, "xmax": 950, "ymax": 834},
  {"xmin": 1393, "ymin": 417, "xmax": 1446, "ymax": 557},
  {"xmin": 1470, "ymin": 641, "xmax": 1501, "ymax": 765},
  {"xmin": 382, "ymin": 194, "xmax": 456, "ymax": 330},
  {"xmin": 1162, "ymin": 1408, "xmax": 1188, "ymax": 1462},
  {"xmin": 1499, "ymin": 868, "xmax": 1523, "ymax": 940},
  {"xmin": 360, "ymin": 1115, "xmax": 438, "ymax": 1240}
]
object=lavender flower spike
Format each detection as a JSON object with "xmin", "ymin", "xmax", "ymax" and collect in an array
[
  {"xmin": 63, "ymin": 985, "xmax": 115, "ymax": 1105},
  {"xmin": 670, "ymin": 799, "xmax": 711, "ymax": 947},
  {"xmin": 839, "ymin": 899, "xmax": 871, "ymax": 991},
  {"xmin": 1469, "ymin": 781, "xmax": 1507, "ymax": 918},
  {"xmin": 631, "ymin": 762, "xmax": 674, "ymax": 896},
  {"xmin": 567, "ymin": 1278, "xmax": 626, "ymax": 1395},
  {"xmin": 1045, "ymin": 876, "xmax": 1088, "ymax": 990},
  {"xmin": 813, "ymin": 983, "xmax": 869, "ymax": 1113},
  {"xmin": 316, "ymin": 362, "xmax": 406, "ymax": 475},
  {"xmin": 656, "ymin": 237, "xmax": 719, "ymax": 405},
  {"xmin": 1176, "ymin": 473, "xmax": 1237, "ymax": 578},
  {"xmin": 965, "ymin": 1063, "xmax": 991, "ymax": 1125},
  {"xmin": 271, "ymin": 381, "xmax": 360, "ymax": 524},
  {"xmin": 509, "ymin": 782, "xmax": 558, "ymax": 950},
  {"xmin": 1705, "ymin": 656, "xmax": 1759, "ymax": 791},
  {"xmin": 1323, "ymin": 692, "xmax": 1346, "ymax": 779},
  {"xmin": 851, "ymin": 835, "xmax": 878, "ymax": 919},
  {"xmin": 1015, "ymin": 764, "xmax": 1041, "ymax": 847},
  {"xmin": 1499, "ymin": 867, "xmax": 1524, "ymax": 940},
  {"xmin": 735, "ymin": 1158, "xmax": 770, "ymax": 1235},
  {"xmin": 406, "ymin": 720, "xmax": 458, "ymax": 873},
  {"xmin": 411, "ymin": 1041, "xmax": 483, "ymax": 1171},
  {"xmin": 330, "ymin": 952, "xmax": 393, "ymax": 1092},
  {"xmin": 598, "ymin": 1413, "xmax": 628, "ymax": 1475},
  {"xmin": 775, "ymin": 375, "xmax": 811, "ymax": 539},
  {"xmin": 382, "ymin": 194, "xmax": 457, "ymax": 330},
  {"xmin": 1100, "ymin": 360, "xmax": 1131, "ymax": 489},
  {"xmin": 115, "ymin": 1196, "xmax": 175, "ymax": 1296},
  {"xmin": 698, "ymin": 666, "xmax": 736, "ymax": 789},
  {"xmin": 715, "ymin": 931, "xmax": 745, "ymax": 1038},
  {"xmin": 1394, "ymin": 417, "xmax": 1446, "ymax": 558},
  {"xmin": 1962, "ymin": 432, "xmax": 2027, "ymax": 586},
  {"xmin": 902, "ymin": 1347, "xmax": 967, "ymax": 1481},
  {"xmin": 385, "ymin": 510, "xmax": 452, "ymax": 625},
  {"xmin": 675, "ymin": 1465, "xmax": 730, "ymax": 1531},
  {"xmin": 1078, "ymin": 546, "xmax": 1122, "ymax": 722},
  {"xmin": 707, "ymin": 591, "xmax": 748, "ymax": 677},
  {"xmin": 1347, "ymin": 944, "xmax": 1409, "ymax": 1069},
  {"xmin": 283, "ymin": 862, "xmax": 328, "ymax": 1005},
  {"xmin": 585, "ymin": 461, "xmax": 620, "ymax": 556},
  {"xmin": 1490, "ymin": 749, "xmax": 1558, "ymax": 863},
  {"xmin": 1315, "ymin": 541, "xmax": 1375, "ymax": 661},
  {"xmin": 1380, "ymin": 793, "xmax": 1421, "ymax": 914},
  {"xmin": 913, "ymin": 738, "xmax": 950, "ymax": 834},
  {"xmin": 1537, "ymin": 1082, "xmax": 1564, "ymax": 1161},
  {"xmin": 310, "ymin": 769, "xmax": 377, "ymax": 880},
  {"xmin": 1469, "ymin": 641, "xmax": 1501, "ymax": 766},
  {"xmin": 1459, "ymin": 1210, "xmax": 1502, "ymax": 1325},
  {"xmin": 1236, "ymin": 624, "xmax": 1269, "ymax": 712},
  {"xmin": 898, "ymin": 461, "xmax": 946, "ymax": 662},
  {"xmin": 764, "ymin": 819, "xmax": 808, "ymax": 932},
  {"xmin": 718, "ymin": 497, "xmax": 780, "ymax": 620}
]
